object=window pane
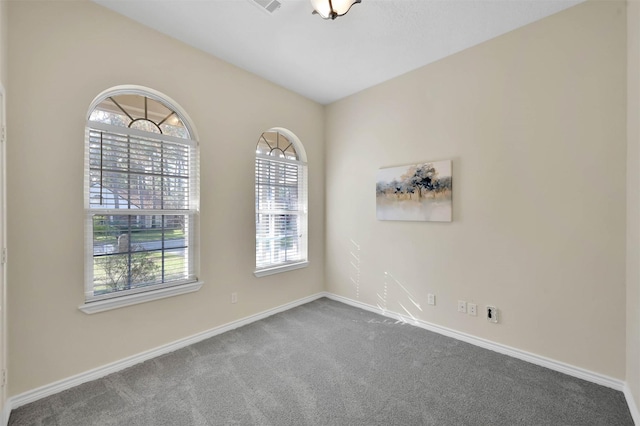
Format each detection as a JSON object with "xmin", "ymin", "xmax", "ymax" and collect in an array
[
  {"xmin": 88, "ymin": 129, "xmax": 191, "ymax": 210},
  {"xmin": 164, "ymin": 247, "xmax": 189, "ymax": 282},
  {"xmin": 256, "ymin": 213, "xmax": 302, "ymax": 268},
  {"xmin": 255, "ymin": 147, "xmax": 305, "ymax": 270},
  {"xmin": 92, "ymin": 214, "xmax": 190, "ymax": 296},
  {"xmin": 257, "ymin": 132, "xmax": 298, "ymax": 160},
  {"xmin": 89, "ymin": 95, "xmax": 189, "ymax": 139}
]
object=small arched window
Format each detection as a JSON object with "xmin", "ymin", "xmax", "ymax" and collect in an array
[
  {"xmin": 255, "ymin": 129, "xmax": 308, "ymax": 276},
  {"xmin": 81, "ymin": 86, "xmax": 201, "ymax": 313}
]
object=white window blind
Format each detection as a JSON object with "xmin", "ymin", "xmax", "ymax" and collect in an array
[
  {"xmin": 84, "ymin": 120, "xmax": 199, "ymax": 302},
  {"xmin": 255, "ymin": 136, "xmax": 308, "ymax": 274}
]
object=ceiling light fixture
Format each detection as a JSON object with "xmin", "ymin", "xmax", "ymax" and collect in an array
[{"xmin": 311, "ymin": 0, "xmax": 361, "ymax": 20}]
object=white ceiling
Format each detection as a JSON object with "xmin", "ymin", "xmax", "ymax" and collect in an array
[{"xmin": 92, "ymin": 0, "xmax": 583, "ymax": 105}]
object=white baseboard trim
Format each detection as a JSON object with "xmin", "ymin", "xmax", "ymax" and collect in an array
[
  {"xmin": 324, "ymin": 292, "xmax": 626, "ymax": 392},
  {"xmin": 624, "ymin": 384, "xmax": 640, "ymax": 425},
  {"xmin": 5, "ymin": 292, "xmax": 326, "ymax": 416}
]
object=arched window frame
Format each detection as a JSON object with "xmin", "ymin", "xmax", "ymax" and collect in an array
[
  {"xmin": 79, "ymin": 85, "xmax": 201, "ymax": 314},
  {"xmin": 254, "ymin": 128, "xmax": 308, "ymax": 277}
]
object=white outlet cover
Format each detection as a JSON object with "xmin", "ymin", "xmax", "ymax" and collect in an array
[
  {"xmin": 457, "ymin": 300, "xmax": 466, "ymax": 313},
  {"xmin": 487, "ymin": 306, "xmax": 498, "ymax": 323},
  {"xmin": 468, "ymin": 303, "xmax": 477, "ymax": 316}
]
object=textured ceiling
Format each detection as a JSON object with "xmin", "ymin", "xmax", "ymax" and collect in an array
[{"xmin": 92, "ymin": 0, "xmax": 584, "ymax": 105}]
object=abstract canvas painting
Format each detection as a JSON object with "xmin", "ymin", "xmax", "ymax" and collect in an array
[{"xmin": 376, "ymin": 160, "xmax": 452, "ymax": 222}]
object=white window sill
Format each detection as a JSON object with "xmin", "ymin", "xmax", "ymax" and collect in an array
[
  {"xmin": 254, "ymin": 261, "xmax": 309, "ymax": 278},
  {"xmin": 78, "ymin": 281, "xmax": 203, "ymax": 314}
]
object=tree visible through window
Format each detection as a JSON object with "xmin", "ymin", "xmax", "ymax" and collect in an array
[
  {"xmin": 84, "ymin": 89, "xmax": 199, "ymax": 302},
  {"xmin": 255, "ymin": 130, "xmax": 308, "ymax": 275}
]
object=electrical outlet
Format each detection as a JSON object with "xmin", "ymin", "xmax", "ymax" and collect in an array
[
  {"xmin": 468, "ymin": 303, "xmax": 477, "ymax": 316},
  {"xmin": 486, "ymin": 306, "xmax": 498, "ymax": 323},
  {"xmin": 457, "ymin": 300, "xmax": 466, "ymax": 313},
  {"xmin": 231, "ymin": 292, "xmax": 238, "ymax": 304},
  {"xmin": 427, "ymin": 294, "xmax": 436, "ymax": 306}
]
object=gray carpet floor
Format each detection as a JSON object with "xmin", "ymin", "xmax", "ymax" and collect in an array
[{"xmin": 8, "ymin": 298, "xmax": 634, "ymax": 425}]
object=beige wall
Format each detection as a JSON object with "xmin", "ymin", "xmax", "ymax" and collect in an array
[
  {"xmin": 0, "ymin": 0, "xmax": 7, "ymax": 416},
  {"xmin": 628, "ymin": 0, "xmax": 640, "ymax": 413},
  {"xmin": 326, "ymin": 1, "xmax": 627, "ymax": 378},
  {"xmin": 6, "ymin": 1, "xmax": 324, "ymax": 395},
  {"xmin": 0, "ymin": 0, "xmax": 6, "ymax": 87}
]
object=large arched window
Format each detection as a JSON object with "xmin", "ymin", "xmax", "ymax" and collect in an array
[
  {"xmin": 81, "ymin": 86, "xmax": 201, "ymax": 313},
  {"xmin": 255, "ymin": 129, "xmax": 308, "ymax": 276}
]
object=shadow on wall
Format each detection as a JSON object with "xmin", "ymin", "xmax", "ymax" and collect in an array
[
  {"xmin": 348, "ymin": 238, "xmax": 423, "ymax": 324},
  {"xmin": 380, "ymin": 271, "xmax": 423, "ymax": 324},
  {"xmin": 349, "ymin": 238, "xmax": 422, "ymax": 325},
  {"xmin": 349, "ymin": 239, "xmax": 361, "ymax": 299}
]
